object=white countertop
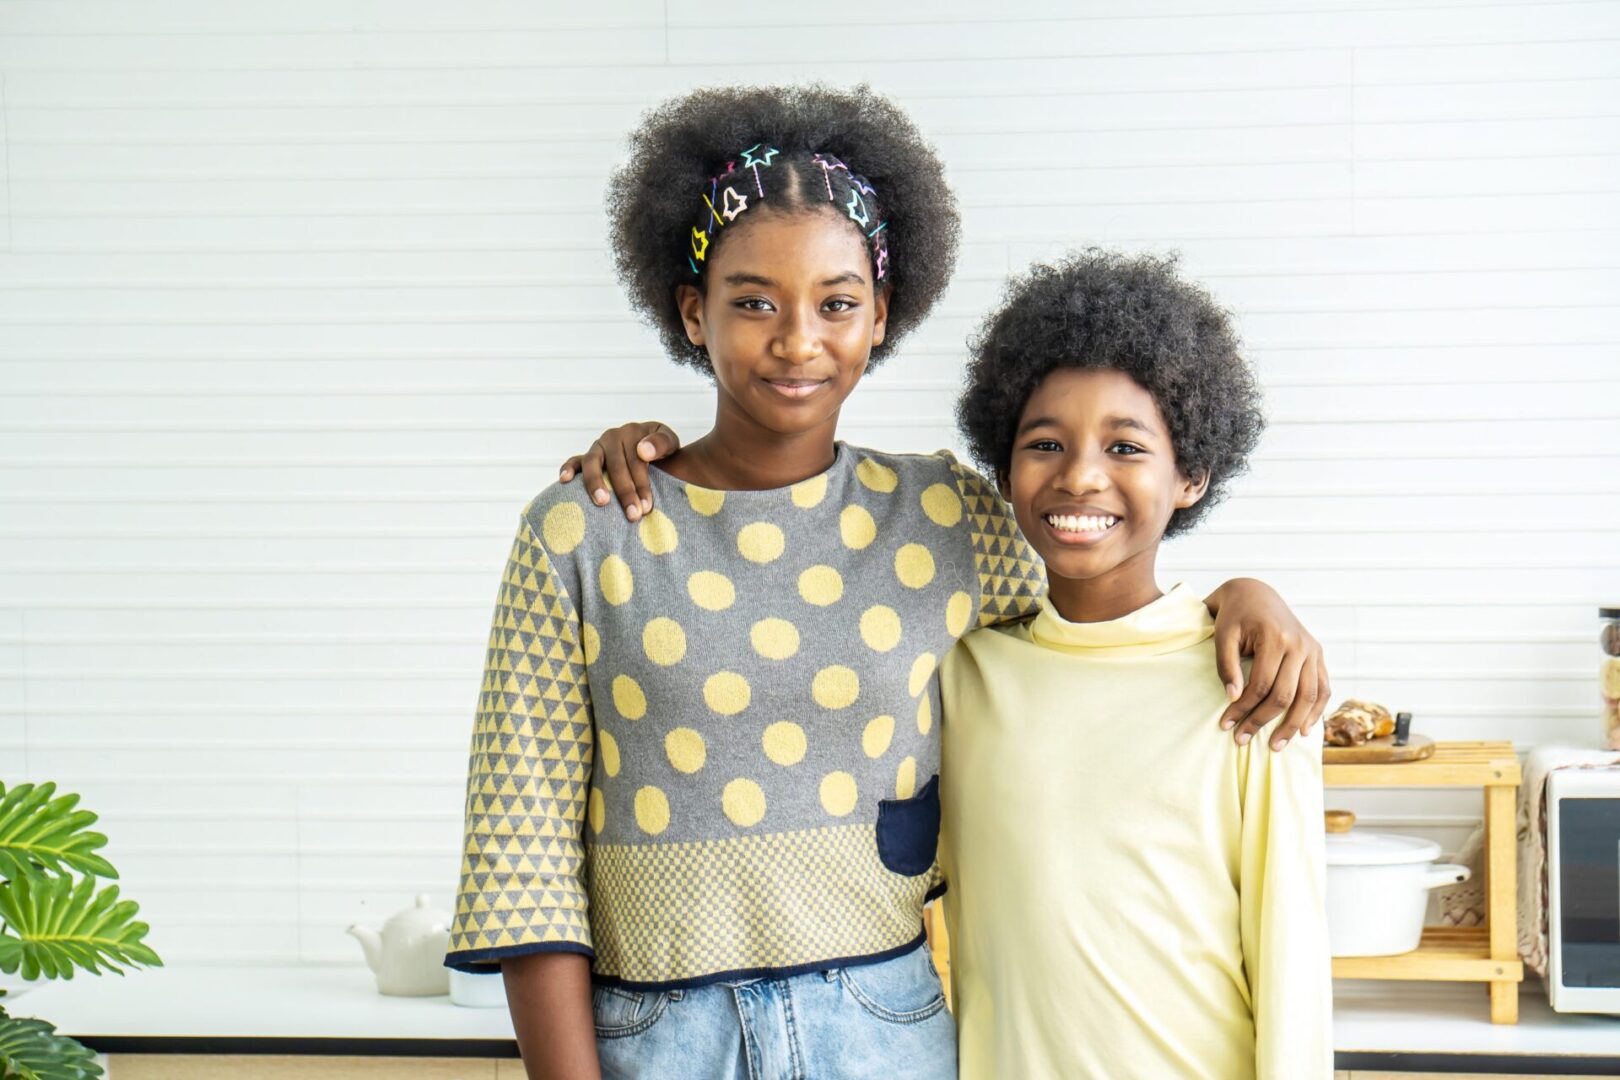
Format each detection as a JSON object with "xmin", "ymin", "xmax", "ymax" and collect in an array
[{"xmin": 8, "ymin": 966, "xmax": 1620, "ymax": 1062}]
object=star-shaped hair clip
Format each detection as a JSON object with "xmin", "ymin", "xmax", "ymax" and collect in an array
[
  {"xmin": 741, "ymin": 143, "xmax": 779, "ymax": 197},
  {"xmin": 721, "ymin": 186, "xmax": 749, "ymax": 222}
]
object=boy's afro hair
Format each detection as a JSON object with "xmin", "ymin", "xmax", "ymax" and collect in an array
[
  {"xmin": 607, "ymin": 83, "xmax": 959, "ymax": 374},
  {"xmin": 956, "ymin": 249, "xmax": 1265, "ymax": 538}
]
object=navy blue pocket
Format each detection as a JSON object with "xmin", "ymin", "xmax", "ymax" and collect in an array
[{"xmin": 876, "ymin": 774, "xmax": 940, "ymax": 876}]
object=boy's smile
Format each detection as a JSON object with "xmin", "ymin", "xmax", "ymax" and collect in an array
[{"xmin": 1004, "ymin": 368, "xmax": 1208, "ymax": 623}]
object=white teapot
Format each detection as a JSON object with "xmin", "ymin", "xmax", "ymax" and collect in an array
[{"xmin": 347, "ymin": 894, "xmax": 452, "ymax": 996}]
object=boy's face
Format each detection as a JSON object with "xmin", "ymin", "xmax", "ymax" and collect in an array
[
  {"xmin": 1003, "ymin": 368, "xmax": 1208, "ymax": 594},
  {"xmin": 675, "ymin": 207, "xmax": 889, "ymax": 439}
]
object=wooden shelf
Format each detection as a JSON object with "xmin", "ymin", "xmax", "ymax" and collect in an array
[
  {"xmin": 1325, "ymin": 740, "xmax": 1522, "ymax": 1023},
  {"xmin": 1323, "ymin": 740, "xmax": 1521, "ymax": 788},
  {"xmin": 1333, "ymin": 926, "xmax": 1524, "ymax": 983}
]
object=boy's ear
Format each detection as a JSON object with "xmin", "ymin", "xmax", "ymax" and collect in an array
[
  {"xmin": 1175, "ymin": 468, "xmax": 1211, "ymax": 509},
  {"xmin": 996, "ymin": 470, "xmax": 1012, "ymax": 502},
  {"xmin": 675, "ymin": 284, "xmax": 706, "ymax": 347},
  {"xmin": 870, "ymin": 283, "xmax": 893, "ymax": 347}
]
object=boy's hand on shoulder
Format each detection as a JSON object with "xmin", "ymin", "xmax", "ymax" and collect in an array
[
  {"xmin": 558, "ymin": 422, "xmax": 682, "ymax": 521},
  {"xmin": 1206, "ymin": 578, "xmax": 1331, "ymax": 753}
]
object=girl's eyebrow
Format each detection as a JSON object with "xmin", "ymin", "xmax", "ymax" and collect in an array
[
  {"xmin": 721, "ymin": 271, "xmax": 868, "ymax": 287},
  {"xmin": 1105, "ymin": 415, "xmax": 1158, "ymax": 436}
]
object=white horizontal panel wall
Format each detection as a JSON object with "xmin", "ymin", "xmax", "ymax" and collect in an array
[{"xmin": 1, "ymin": 0, "xmax": 1616, "ymax": 966}]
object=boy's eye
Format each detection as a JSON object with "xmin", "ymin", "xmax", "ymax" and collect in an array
[
  {"xmin": 1110, "ymin": 442, "xmax": 1145, "ymax": 455},
  {"xmin": 1024, "ymin": 438, "xmax": 1061, "ymax": 453}
]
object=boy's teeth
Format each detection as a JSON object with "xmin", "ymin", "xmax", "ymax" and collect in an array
[{"xmin": 1045, "ymin": 513, "xmax": 1118, "ymax": 533}]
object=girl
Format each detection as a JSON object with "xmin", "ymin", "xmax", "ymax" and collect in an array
[{"xmin": 451, "ymin": 84, "xmax": 1328, "ymax": 1080}]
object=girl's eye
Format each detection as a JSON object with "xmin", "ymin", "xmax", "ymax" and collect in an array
[
  {"xmin": 1110, "ymin": 442, "xmax": 1145, "ymax": 455},
  {"xmin": 737, "ymin": 297, "xmax": 774, "ymax": 312},
  {"xmin": 1024, "ymin": 438, "xmax": 1061, "ymax": 453},
  {"xmin": 824, "ymin": 298, "xmax": 857, "ymax": 313}
]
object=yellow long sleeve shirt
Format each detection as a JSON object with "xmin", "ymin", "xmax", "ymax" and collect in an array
[{"xmin": 939, "ymin": 584, "xmax": 1332, "ymax": 1080}]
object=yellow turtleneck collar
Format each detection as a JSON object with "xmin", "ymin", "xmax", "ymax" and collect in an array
[{"xmin": 1027, "ymin": 582, "xmax": 1214, "ymax": 658}]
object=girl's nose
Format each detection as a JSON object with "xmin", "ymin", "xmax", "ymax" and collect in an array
[{"xmin": 773, "ymin": 310, "xmax": 824, "ymax": 365}]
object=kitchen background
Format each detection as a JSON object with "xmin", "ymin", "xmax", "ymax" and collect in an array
[{"xmin": 0, "ymin": 0, "xmax": 1615, "ymax": 970}]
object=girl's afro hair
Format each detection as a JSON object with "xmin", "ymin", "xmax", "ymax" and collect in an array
[
  {"xmin": 607, "ymin": 83, "xmax": 960, "ymax": 374},
  {"xmin": 956, "ymin": 249, "xmax": 1266, "ymax": 538}
]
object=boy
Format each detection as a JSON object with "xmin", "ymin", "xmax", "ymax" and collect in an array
[{"xmin": 941, "ymin": 250, "xmax": 1332, "ymax": 1079}]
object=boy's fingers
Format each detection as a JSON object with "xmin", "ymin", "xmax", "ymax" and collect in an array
[
  {"xmin": 581, "ymin": 444, "xmax": 611, "ymax": 507},
  {"xmin": 559, "ymin": 455, "xmax": 583, "ymax": 483},
  {"xmin": 602, "ymin": 441, "xmax": 644, "ymax": 519},
  {"xmin": 638, "ymin": 423, "xmax": 681, "ymax": 462},
  {"xmin": 1214, "ymin": 629, "xmax": 1246, "ymax": 724}
]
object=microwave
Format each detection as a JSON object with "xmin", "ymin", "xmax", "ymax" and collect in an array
[{"xmin": 1549, "ymin": 766, "xmax": 1620, "ymax": 1013}]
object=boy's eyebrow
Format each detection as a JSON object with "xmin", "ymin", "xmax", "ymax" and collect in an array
[
  {"xmin": 1015, "ymin": 414, "xmax": 1160, "ymax": 436},
  {"xmin": 1105, "ymin": 415, "xmax": 1158, "ymax": 436}
]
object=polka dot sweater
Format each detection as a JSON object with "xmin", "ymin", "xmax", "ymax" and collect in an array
[{"xmin": 446, "ymin": 444, "xmax": 1044, "ymax": 988}]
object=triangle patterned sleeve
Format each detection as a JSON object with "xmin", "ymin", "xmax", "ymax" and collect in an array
[
  {"xmin": 446, "ymin": 514, "xmax": 595, "ymax": 971},
  {"xmin": 947, "ymin": 458, "xmax": 1047, "ymax": 627}
]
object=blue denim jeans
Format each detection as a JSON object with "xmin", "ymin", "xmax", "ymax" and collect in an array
[{"xmin": 593, "ymin": 943, "xmax": 957, "ymax": 1080}]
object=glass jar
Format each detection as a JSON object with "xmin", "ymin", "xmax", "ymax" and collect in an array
[{"xmin": 1603, "ymin": 606, "xmax": 1620, "ymax": 749}]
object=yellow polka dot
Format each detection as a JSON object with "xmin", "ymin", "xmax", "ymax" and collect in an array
[
  {"xmin": 637, "ymin": 509, "xmax": 679, "ymax": 556},
  {"xmin": 581, "ymin": 622, "xmax": 602, "ymax": 665},
  {"xmin": 687, "ymin": 571, "xmax": 736, "ymax": 611},
  {"xmin": 908, "ymin": 653, "xmax": 938, "ymax": 697},
  {"xmin": 859, "ymin": 605, "xmax": 902, "ymax": 652},
  {"xmin": 598, "ymin": 729, "xmax": 621, "ymax": 777},
  {"xmin": 798, "ymin": 564, "xmax": 844, "ymax": 606},
  {"xmin": 820, "ymin": 771, "xmax": 858, "ymax": 817},
  {"xmin": 750, "ymin": 618, "xmax": 801, "ymax": 661},
  {"xmin": 611, "ymin": 674, "xmax": 647, "ymax": 720},
  {"xmin": 723, "ymin": 778, "xmax": 767, "ymax": 827},
  {"xmin": 762, "ymin": 721, "xmax": 807, "ymax": 766},
  {"xmin": 791, "ymin": 474, "xmax": 828, "ymax": 508},
  {"xmin": 704, "ymin": 671, "xmax": 751, "ymax": 715},
  {"xmin": 665, "ymin": 727, "xmax": 707, "ymax": 774},
  {"xmin": 839, "ymin": 504, "xmax": 876, "ymax": 550},
  {"xmin": 945, "ymin": 591, "xmax": 973, "ymax": 637},
  {"xmin": 588, "ymin": 788, "xmax": 605, "ymax": 835},
  {"xmin": 857, "ymin": 458, "xmax": 898, "ymax": 493},
  {"xmin": 863, "ymin": 715, "xmax": 895, "ymax": 759},
  {"xmin": 812, "ymin": 665, "xmax": 860, "ymax": 710},
  {"xmin": 686, "ymin": 485, "xmax": 725, "ymax": 516},
  {"xmin": 634, "ymin": 785, "xmax": 670, "ymax": 835},
  {"xmin": 920, "ymin": 482, "xmax": 963, "ymax": 528},
  {"xmin": 917, "ymin": 694, "xmax": 933, "ymax": 735},
  {"xmin": 737, "ymin": 522, "xmax": 786, "ymax": 564},
  {"xmin": 895, "ymin": 543, "xmax": 935, "ymax": 589},
  {"xmin": 896, "ymin": 757, "xmax": 917, "ymax": 799},
  {"xmin": 599, "ymin": 554, "xmax": 634, "ymax": 606},
  {"xmin": 642, "ymin": 617, "xmax": 687, "ymax": 667},
  {"xmin": 542, "ymin": 502, "xmax": 585, "ymax": 554}
]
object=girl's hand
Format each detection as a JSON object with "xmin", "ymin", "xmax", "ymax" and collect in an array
[
  {"xmin": 1206, "ymin": 579, "xmax": 1331, "ymax": 752},
  {"xmin": 558, "ymin": 422, "xmax": 682, "ymax": 521}
]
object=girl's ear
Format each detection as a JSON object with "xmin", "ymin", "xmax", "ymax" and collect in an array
[
  {"xmin": 676, "ymin": 284, "xmax": 706, "ymax": 347},
  {"xmin": 870, "ymin": 282, "xmax": 893, "ymax": 347},
  {"xmin": 1175, "ymin": 468, "xmax": 1211, "ymax": 510}
]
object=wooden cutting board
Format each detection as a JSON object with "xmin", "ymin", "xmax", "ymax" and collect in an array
[{"xmin": 1322, "ymin": 733, "xmax": 1435, "ymax": 764}]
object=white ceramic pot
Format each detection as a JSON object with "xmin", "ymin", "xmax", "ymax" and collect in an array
[
  {"xmin": 1325, "ymin": 814, "xmax": 1470, "ymax": 958},
  {"xmin": 449, "ymin": 968, "xmax": 509, "ymax": 1009}
]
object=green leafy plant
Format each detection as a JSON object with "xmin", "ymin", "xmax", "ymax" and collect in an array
[{"xmin": 0, "ymin": 782, "xmax": 161, "ymax": 1079}]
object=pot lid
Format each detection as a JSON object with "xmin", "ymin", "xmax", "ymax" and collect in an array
[{"xmin": 1325, "ymin": 830, "xmax": 1443, "ymax": 867}]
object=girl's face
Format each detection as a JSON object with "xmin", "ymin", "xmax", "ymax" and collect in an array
[
  {"xmin": 1004, "ymin": 368, "xmax": 1207, "ymax": 596},
  {"xmin": 676, "ymin": 207, "xmax": 889, "ymax": 439}
]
